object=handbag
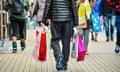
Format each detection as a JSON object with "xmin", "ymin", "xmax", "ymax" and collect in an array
[
  {"xmin": 77, "ymin": 35, "xmax": 86, "ymax": 61},
  {"xmin": 32, "ymin": 28, "xmax": 41, "ymax": 60},
  {"xmin": 71, "ymin": 33, "xmax": 78, "ymax": 58},
  {"xmin": 38, "ymin": 32, "xmax": 47, "ymax": 61},
  {"xmin": 46, "ymin": 26, "xmax": 51, "ymax": 53},
  {"xmin": 32, "ymin": 27, "xmax": 47, "ymax": 62}
]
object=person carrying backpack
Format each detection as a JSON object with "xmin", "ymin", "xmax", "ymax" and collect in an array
[
  {"xmin": 107, "ymin": 0, "xmax": 120, "ymax": 53},
  {"xmin": 3, "ymin": 0, "xmax": 31, "ymax": 53}
]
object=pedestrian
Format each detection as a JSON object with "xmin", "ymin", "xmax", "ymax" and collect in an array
[
  {"xmin": 89, "ymin": 0, "xmax": 96, "ymax": 41},
  {"xmin": 31, "ymin": 0, "xmax": 47, "ymax": 25},
  {"xmin": 91, "ymin": 0, "xmax": 102, "ymax": 42},
  {"xmin": 3, "ymin": 0, "xmax": 31, "ymax": 53},
  {"xmin": 107, "ymin": 0, "xmax": 120, "ymax": 53},
  {"xmin": 41, "ymin": 0, "xmax": 78, "ymax": 70},
  {"xmin": 76, "ymin": 0, "xmax": 91, "ymax": 55},
  {"xmin": 100, "ymin": 0, "xmax": 114, "ymax": 42}
]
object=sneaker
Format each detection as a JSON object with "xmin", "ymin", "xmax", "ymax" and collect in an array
[
  {"xmin": 94, "ymin": 39, "xmax": 97, "ymax": 42},
  {"xmin": 115, "ymin": 45, "xmax": 120, "ymax": 53},
  {"xmin": 21, "ymin": 42, "xmax": 26, "ymax": 51},
  {"xmin": 13, "ymin": 48, "xmax": 17, "ymax": 53},
  {"xmin": 62, "ymin": 64, "xmax": 67, "ymax": 70},
  {"xmin": 12, "ymin": 42, "xmax": 17, "ymax": 53},
  {"xmin": 111, "ymin": 36, "xmax": 114, "ymax": 41},
  {"xmin": 91, "ymin": 36, "xmax": 94, "ymax": 41},
  {"xmin": 62, "ymin": 62, "xmax": 68, "ymax": 70},
  {"xmin": 106, "ymin": 37, "xmax": 109, "ymax": 42},
  {"xmin": 56, "ymin": 56, "xmax": 63, "ymax": 70}
]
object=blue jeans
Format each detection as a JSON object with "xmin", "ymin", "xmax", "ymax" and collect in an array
[
  {"xmin": 103, "ymin": 14, "xmax": 114, "ymax": 38},
  {"xmin": 115, "ymin": 15, "xmax": 120, "ymax": 46}
]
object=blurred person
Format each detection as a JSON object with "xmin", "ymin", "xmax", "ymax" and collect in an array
[
  {"xmin": 100, "ymin": 0, "xmax": 114, "ymax": 42},
  {"xmin": 31, "ymin": 0, "xmax": 46, "ymax": 25},
  {"xmin": 89, "ymin": 0, "xmax": 96, "ymax": 8},
  {"xmin": 76, "ymin": 0, "xmax": 91, "ymax": 55},
  {"xmin": 91, "ymin": 0, "xmax": 102, "ymax": 42},
  {"xmin": 3, "ymin": 0, "xmax": 31, "ymax": 53},
  {"xmin": 89, "ymin": 0, "xmax": 96, "ymax": 41},
  {"xmin": 107, "ymin": 0, "xmax": 120, "ymax": 53},
  {"xmin": 41, "ymin": 0, "xmax": 78, "ymax": 70}
]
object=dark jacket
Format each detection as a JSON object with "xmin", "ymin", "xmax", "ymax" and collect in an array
[
  {"xmin": 100, "ymin": 0, "xmax": 112, "ymax": 16},
  {"xmin": 42, "ymin": 0, "xmax": 78, "ymax": 26},
  {"xmin": 107, "ymin": 0, "xmax": 120, "ymax": 15}
]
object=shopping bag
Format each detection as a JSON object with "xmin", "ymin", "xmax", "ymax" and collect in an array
[
  {"xmin": 32, "ymin": 29, "xmax": 41, "ymax": 60},
  {"xmin": 77, "ymin": 35, "xmax": 86, "ymax": 61},
  {"xmin": 32, "ymin": 27, "xmax": 47, "ymax": 62},
  {"xmin": 46, "ymin": 25, "xmax": 51, "ymax": 53},
  {"xmin": 38, "ymin": 32, "xmax": 47, "ymax": 61},
  {"xmin": 71, "ymin": 33, "xmax": 78, "ymax": 58}
]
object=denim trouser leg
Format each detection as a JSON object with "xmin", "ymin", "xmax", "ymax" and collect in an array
[
  {"xmin": 103, "ymin": 14, "xmax": 113, "ymax": 38},
  {"xmin": 116, "ymin": 16, "xmax": 120, "ymax": 46}
]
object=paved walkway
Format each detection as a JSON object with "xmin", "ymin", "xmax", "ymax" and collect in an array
[{"xmin": 0, "ymin": 30, "xmax": 120, "ymax": 72}]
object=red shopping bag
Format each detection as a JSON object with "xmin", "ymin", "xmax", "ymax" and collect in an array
[
  {"xmin": 32, "ymin": 27, "xmax": 47, "ymax": 62},
  {"xmin": 38, "ymin": 33, "xmax": 47, "ymax": 61},
  {"xmin": 77, "ymin": 35, "xmax": 86, "ymax": 61}
]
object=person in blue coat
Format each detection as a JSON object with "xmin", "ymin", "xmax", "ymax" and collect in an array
[{"xmin": 91, "ymin": 0, "xmax": 102, "ymax": 42}]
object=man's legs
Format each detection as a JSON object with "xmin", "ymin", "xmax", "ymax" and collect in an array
[
  {"xmin": 110, "ymin": 23, "xmax": 114, "ymax": 41},
  {"xmin": 18, "ymin": 20, "xmax": 26, "ymax": 51},
  {"xmin": 103, "ymin": 16, "xmax": 109, "ymax": 41},
  {"xmin": 51, "ymin": 22, "xmax": 63, "ymax": 70},
  {"xmin": 10, "ymin": 16, "xmax": 18, "ymax": 53},
  {"xmin": 51, "ymin": 22, "xmax": 62, "ymax": 60},
  {"xmin": 51, "ymin": 21, "xmax": 71, "ymax": 70},
  {"xmin": 62, "ymin": 21, "xmax": 71, "ymax": 70},
  {"xmin": 83, "ymin": 28, "xmax": 89, "ymax": 48},
  {"xmin": 10, "ymin": 16, "xmax": 26, "ymax": 53},
  {"xmin": 108, "ymin": 14, "xmax": 114, "ymax": 41},
  {"xmin": 83, "ymin": 28, "xmax": 89, "ymax": 54},
  {"xmin": 115, "ymin": 16, "xmax": 120, "ymax": 53}
]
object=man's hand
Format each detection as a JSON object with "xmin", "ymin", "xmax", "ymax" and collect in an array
[
  {"xmin": 47, "ymin": 19, "xmax": 51, "ymax": 25},
  {"xmin": 40, "ymin": 22, "xmax": 45, "ymax": 33},
  {"xmin": 40, "ymin": 22, "xmax": 45, "ymax": 27},
  {"xmin": 73, "ymin": 27, "xmax": 78, "ymax": 34}
]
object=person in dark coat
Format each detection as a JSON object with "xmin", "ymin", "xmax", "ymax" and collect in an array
[
  {"xmin": 41, "ymin": 0, "xmax": 78, "ymax": 70},
  {"xmin": 107, "ymin": 0, "xmax": 120, "ymax": 53},
  {"xmin": 3, "ymin": 0, "xmax": 31, "ymax": 53},
  {"xmin": 100, "ymin": 0, "xmax": 114, "ymax": 42}
]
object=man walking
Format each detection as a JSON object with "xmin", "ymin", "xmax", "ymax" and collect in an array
[
  {"xmin": 107, "ymin": 0, "xmax": 120, "ymax": 53},
  {"xmin": 41, "ymin": 0, "xmax": 78, "ymax": 70},
  {"xmin": 3, "ymin": 0, "xmax": 31, "ymax": 53},
  {"xmin": 101, "ymin": 0, "xmax": 114, "ymax": 42}
]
